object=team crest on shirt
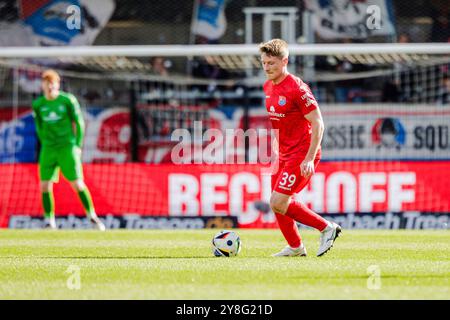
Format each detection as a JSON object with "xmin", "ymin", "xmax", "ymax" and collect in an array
[{"xmin": 278, "ymin": 96, "xmax": 286, "ymax": 106}]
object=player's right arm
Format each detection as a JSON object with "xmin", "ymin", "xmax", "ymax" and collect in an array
[{"xmin": 263, "ymin": 80, "xmax": 280, "ymax": 158}]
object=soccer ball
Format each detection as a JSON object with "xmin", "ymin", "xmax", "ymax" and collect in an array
[{"xmin": 212, "ymin": 230, "xmax": 241, "ymax": 257}]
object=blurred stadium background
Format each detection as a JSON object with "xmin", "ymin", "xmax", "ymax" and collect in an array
[{"xmin": 0, "ymin": 0, "xmax": 449, "ymax": 230}]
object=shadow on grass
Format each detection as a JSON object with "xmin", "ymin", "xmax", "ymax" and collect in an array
[
  {"xmin": 0, "ymin": 256, "xmax": 218, "ymax": 259},
  {"xmin": 0, "ymin": 255, "xmax": 277, "ymax": 259},
  {"xmin": 287, "ymin": 274, "xmax": 450, "ymax": 280}
]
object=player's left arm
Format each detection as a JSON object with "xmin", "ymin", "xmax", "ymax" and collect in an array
[
  {"xmin": 67, "ymin": 94, "xmax": 85, "ymax": 149},
  {"xmin": 294, "ymin": 82, "xmax": 325, "ymax": 178},
  {"xmin": 301, "ymin": 108, "xmax": 324, "ymax": 178}
]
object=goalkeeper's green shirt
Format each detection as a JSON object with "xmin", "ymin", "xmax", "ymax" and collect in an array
[{"xmin": 32, "ymin": 92, "xmax": 85, "ymax": 148}]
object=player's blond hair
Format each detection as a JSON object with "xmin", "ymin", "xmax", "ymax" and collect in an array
[
  {"xmin": 258, "ymin": 39, "xmax": 289, "ymax": 59},
  {"xmin": 41, "ymin": 69, "xmax": 60, "ymax": 83}
]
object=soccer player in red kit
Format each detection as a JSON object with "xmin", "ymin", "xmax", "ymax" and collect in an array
[{"xmin": 260, "ymin": 39, "xmax": 341, "ymax": 257}]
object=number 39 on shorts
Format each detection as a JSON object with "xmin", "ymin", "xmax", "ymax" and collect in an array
[{"xmin": 279, "ymin": 172, "xmax": 296, "ymax": 188}]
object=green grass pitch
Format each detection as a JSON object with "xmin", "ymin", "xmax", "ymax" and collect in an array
[{"xmin": 0, "ymin": 229, "xmax": 448, "ymax": 299}]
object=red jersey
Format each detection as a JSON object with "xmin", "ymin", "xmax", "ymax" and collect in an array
[{"xmin": 263, "ymin": 73, "xmax": 320, "ymax": 161}]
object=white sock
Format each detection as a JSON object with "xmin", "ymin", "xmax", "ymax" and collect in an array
[{"xmin": 322, "ymin": 221, "xmax": 333, "ymax": 232}]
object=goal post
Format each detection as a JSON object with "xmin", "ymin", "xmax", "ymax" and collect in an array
[{"xmin": 1, "ymin": 43, "xmax": 449, "ymax": 57}]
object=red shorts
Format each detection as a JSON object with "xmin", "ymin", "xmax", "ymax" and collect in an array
[{"xmin": 271, "ymin": 156, "xmax": 321, "ymax": 196}]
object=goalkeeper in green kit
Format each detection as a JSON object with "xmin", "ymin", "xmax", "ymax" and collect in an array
[{"xmin": 32, "ymin": 70, "xmax": 105, "ymax": 231}]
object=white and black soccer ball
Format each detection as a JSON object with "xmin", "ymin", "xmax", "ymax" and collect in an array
[{"xmin": 212, "ymin": 230, "xmax": 241, "ymax": 257}]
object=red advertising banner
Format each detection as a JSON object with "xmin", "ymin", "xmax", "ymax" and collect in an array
[{"xmin": 1, "ymin": 162, "xmax": 449, "ymax": 228}]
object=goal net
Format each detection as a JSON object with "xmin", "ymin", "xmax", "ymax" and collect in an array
[{"xmin": 0, "ymin": 43, "xmax": 449, "ymax": 228}]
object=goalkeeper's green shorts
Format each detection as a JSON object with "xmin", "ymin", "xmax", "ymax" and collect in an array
[{"xmin": 39, "ymin": 144, "xmax": 83, "ymax": 182}]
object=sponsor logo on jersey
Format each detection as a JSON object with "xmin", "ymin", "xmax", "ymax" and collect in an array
[
  {"xmin": 268, "ymin": 105, "xmax": 285, "ymax": 119},
  {"xmin": 299, "ymin": 83, "xmax": 309, "ymax": 91},
  {"xmin": 301, "ymin": 92, "xmax": 316, "ymax": 107},
  {"xmin": 44, "ymin": 111, "xmax": 61, "ymax": 122}
]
